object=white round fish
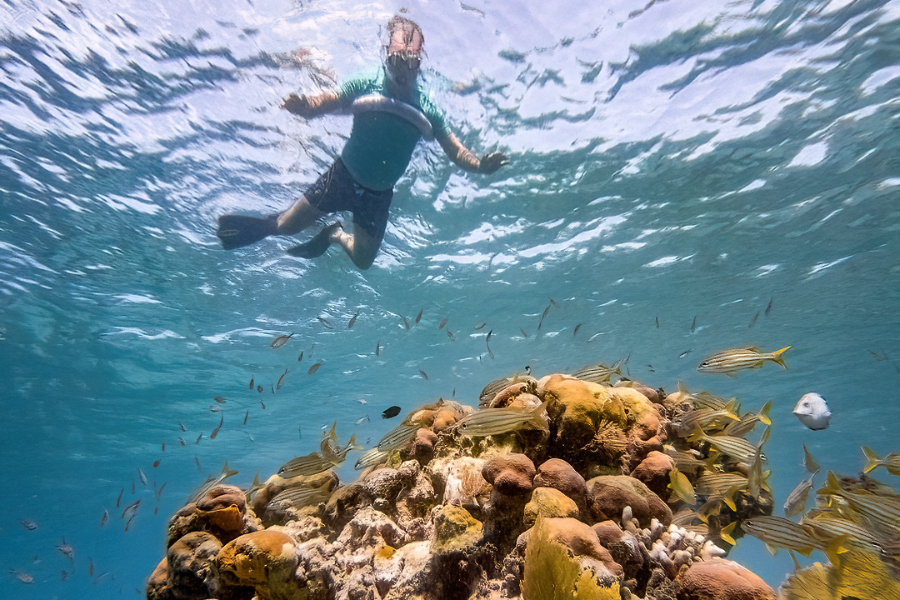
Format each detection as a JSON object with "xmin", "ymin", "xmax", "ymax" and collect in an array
[{"xmin": 793, "ymin": 393, "xmax": 832, "ymax": 431}]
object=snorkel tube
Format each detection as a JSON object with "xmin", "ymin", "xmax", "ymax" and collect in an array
[{"xmin": 350, "ymin": 94, "xmax": 434, "ymax": 141}]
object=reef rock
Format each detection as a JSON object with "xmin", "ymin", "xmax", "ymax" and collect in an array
[
  {"xmin": 586, "ymin": 475, "xmax": 672, "ymax": 526},
  {"xmin": 215, "ymin": 530, "xmax": 300, "ymax": 600},
  {"xmin": 631, "ymin": 451, "xmax": 675, "ymax": 498},
  {"xmin": 523, "ymin": 486, "xmax": 580, "ymax": 526},
  {"xmin": 482, "ymin": 453, "xmax": 536, "ymax": 496},
  {"xmin": 432, "ymin": 504, "xmax": 483, "ymax": 555},
  {"xmin": 533, "ymin": 457, "xmax": 588, "ymax": 511},
  {"xmin": 678, "ymin": 559, "xmax": 777, "ymax": 600}
]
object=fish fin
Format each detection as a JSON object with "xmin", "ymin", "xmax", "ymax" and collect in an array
[
  {"xmin": 703, "ymin": 452, "xmax": 719, "ymax": 472},
  {"xmin": 823, "ymin": 534, "xmax": 852, "ymax": 569},
  {"xmin": 723, "ymin": 398, "xmax": 741, "ymax": 421},
  {"xmin": 719, "ymin": 521, "xmax": 737, "ymax": 546},
  {"xmin": 765, "ymin": 543, "xmax": 779, "ymax": 556},
  {"xmin": 723, "ymin": 484, "xmax": 743, "ymax": 512},
  {"xmin": 862, "ymin": 446, "xmax": 881, "ymax": 474},
  {"xmin": 757, "ymin": 401, "xmax": 772, "ymax": 425},
  {"xmin": 687, "ymin": 424, "xmax": 706, "ymax": 444},
  {"xmin": 528, "ymin": 403, "xmax": 550, "ymax": 431},
  {"xmin": 770, "ymin": 346, "xmax": 791, "ymax": 369},
  {"xmin": 816, "ymin": 471, "xmax": 843, "ymax": 497},
  {"xmin": 677, "ymin": 381, "xmax": 690, "ymax": 397},
  {"xmin": 758, "ymin": 426, "xmax": 771, "ymax": 447},
  {"xmin": 788, "ymin": 550, "xmax": 801, "ymax": 571}
]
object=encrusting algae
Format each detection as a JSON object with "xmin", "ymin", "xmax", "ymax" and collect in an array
[{"xmin": 145, "ymin": 363, "xmax": 895, "ymax": 600}]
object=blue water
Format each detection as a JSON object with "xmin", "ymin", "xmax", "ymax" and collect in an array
[{"xmin": 2, "ymin": 0, "xmax": 900, "ymax": 597}]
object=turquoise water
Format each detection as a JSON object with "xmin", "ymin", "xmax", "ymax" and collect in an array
[{"xmin": 2, "ymin": 0, "xmax": 899, "ymax": 597}]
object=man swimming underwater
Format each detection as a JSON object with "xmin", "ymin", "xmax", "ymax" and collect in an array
[{"xmin": 216, "ymin": 15, "xmax": 508, "ymax": 269}]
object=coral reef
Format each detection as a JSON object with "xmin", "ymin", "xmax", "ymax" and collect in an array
[{"xmin": 147, "ymin": 368, "xmax": 778, "ymax": 600}]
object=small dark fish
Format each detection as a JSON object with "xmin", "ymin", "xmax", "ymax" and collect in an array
[
  {"xmin": 155, "ymin": 483, "xmax": 166, "ymax": 502},
  {"xmin": 439, "ymin": 317, "xmax": 448, "ymax": 329},
  {"xmin": 131, "ymin": 481, "xmax": 135, "ymax": 493},
  {"xmin": 308, "ymin": 362, "xmax": 322, "ymax": 375},
  {"xmin": 256, "ymin": 385, "xmax": 263, "ymax": 393},
  {"xmin": 214, "ymin": 396, "xmax": 227, "ymax": 404},
  {"xmin": 656, "ymin": 316, "xmax": 659, "ymax": 328},
  {"xmin": 382, "ymin": 406, "xmax": 402, "ymax": 419},
  {"xmin": 61, "ymin": 570, "xmax": 68, "ymax": 582},
  {"xmin": 210, "ymin": 415, "xmax": 223, "ymax": 440},
  {"xmin": 538, "ymin": 304, "xmax": 550, "ymax": 330},
  {"xmin": 486, "ymin": 329, "xmax": 493, "ymax": 344},
  {"xmin": 89, "ymin": 558, "xmax": 94, "ymax": 577},
  {"xmin": 869, "ymin": 350, "xmax": 889, "ymax": 361},
  {"xmin": 549, "ymin": 298, "xmax": 560, "ymax": 308},
  {"xmin": 748, "ymin": 311, "xmax": 759, "ymax": 328},
  {"xmin": 348, "ymin": 311, "xmax": 359, "ymax": 329},
  {"xmin": 765, "ymin": 297, "xmax": 773, "ymax": 316},
  {"xmin": 161, "ymin": 443, "xmax": 165, "ymax": 452},
  {"xmin": 271, "ymin": 333, "xmax": 295, "ymax": 348},
  {"xmin": 243, "ymin": 410, "xmax": 248, "ymax": 425},
  {"xmin": 277, "ymin": 368, "xmax": 289, "ymax": 389},
  {"xmin": 179, "ymin": 421, "xmax": 186, "ymax": 432},
  {"xmin": 271, "ymin": 384, "xmax": 275, "ymax": 394},
  {"xmin": 152, "ymin": 459, "xmax": 160, "ymax": 468},
  {"xmin": 178, "ymin": 437, "xmax": 186, "ymax": 446},
  {"xmin": 100, "ymin": 509, "xmax": 108, "ymax": 528},
  {"xmin": 419, "ymin": 369, "xmax": 429, "ymax": 380},
  {"xmin": 260, "ymin": 399, "xmax": 266, "ymax": 409},
  {"xmin": 573, "ymin": 323, "xmax": 582, "ymax": 336},
  {"xmin": 116, "ymin": 488, "xmax": 123, "ymax": 508},
  {"xmin": 447, "ymin": 329, "xmax": 454, "ymax": 340},
  {"xmin": 125, "ymin": 514, "xmax": 136, "ymax": 531},
  {"xmin": 121, "ymin": 499, "xmax": 140, "ymax": 521},
  {"xmin": 195, "ymin": 433, "xmax": 202, "ymax": 444},
  {"xmin": 679, "ymin": 349, "xmax": 692, "ymax": 359},
  {"xmin": 195, "ymin": 457, "xmax": 201, "ymax": 470},
  {"xmin": 487, "ymin": 346, "xmax": 495, "ymax": 360},
  {"xmin": 20, "ymin": 519, "xmax": 37, "ymax": 530},
  {"xmin": 474, "ymin": 322, "xmax": 486, "ymax": 330},
  {"xmin": 297, "ymin": 351, "xmax": 304, "ymax": 362},
  {"xmin": 416, "ymin": 308, "xmax": 423, "ymax": 324},
  {"xmin": 648, "ymin": 364, "xmax": 655, "ymax": 372},
  {"xmin": 691, "ymin": 315, "xmax": 697, "ymax": 333},
  {"xmin": 375, "ymin": 340, "xmax": 381, "ymax": 356},
  {"xmin": 317, "ymin": 316, "xmax": 333, "ymax": 329},
  {"xmin": 520, "ymin": 327, "xmax": 529, "ymax": 338},
  {"xmin": 249, "ymin": 377, "xmax": 254, "ymax": 390}
]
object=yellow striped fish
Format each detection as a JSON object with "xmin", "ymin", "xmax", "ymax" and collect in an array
[
  {"xmin": 355, "ymin": 448, "xmax": 390, "ymax": 470},
  {"xmin": 278, "ymin": 452, "xmax": 336, "ymax": 478},
  {"xmin": 723, "ymin": 401, "xmax": 772, "ymax": 437},
  {"xmin": 457, "ymin": 403, "xmax": 548, "ymax": 437},
  {"xmin": 818, "ymin": 472, "xmax": 900, "ymax": 533},
  {"xmin": 741, "ymin": 516, "xmax": 848, "ymax": 564},
  {"xmin": 802, "ymin": 511, "xmax": 882, "ymax": 551},
  {"xmin": 863, "ymin": 447, "xmax": 900, "ymax": 476},
  {"xmin": 697, "ymin": 346, "xmax": 790, "ymax": 376},
  {"xmin": 688, "ymin": 426, "xmax": 768, "ymax": 464},
  {"xmin": 571, "ymin": 358, "xmax": 625, "ymax": 385},
  {"xmin": 667, "ymin": 467, "xmax": 697, "ymax": 506}
]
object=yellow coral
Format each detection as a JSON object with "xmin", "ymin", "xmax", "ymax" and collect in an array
[
  {"xmin": 523, "ymin": 516, "xmax": 620, "ymax": 600},
  {"xmin": 779, "ymin": 549, "xmax": 900, "ymax": 600}
]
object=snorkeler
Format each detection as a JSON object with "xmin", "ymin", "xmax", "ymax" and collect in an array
[{"xmin": 216, "ymin": 15, "xmax": 509, "ymax": 269}]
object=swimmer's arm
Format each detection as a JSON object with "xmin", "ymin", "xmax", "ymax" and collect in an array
[
  {"xmin": 281, "ymin": 91, "xmax": 344, "ymax": 118},
  {"xmin": 438, "ymin": 132, "xmax": 509, "ymax": 175}
]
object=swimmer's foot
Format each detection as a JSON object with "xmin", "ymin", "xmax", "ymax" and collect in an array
[
  {"xmin": 217, "ymin": 214, "xmax": 279, "ymax": 250},
  {"xmin": 286, "ymin": 222, "xmax": 342, "ymax": 258}
]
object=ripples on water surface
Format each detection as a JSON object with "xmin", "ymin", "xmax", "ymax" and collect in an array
[{"xmin": 1, "ymin": 0, "xmax": 899, "ymax": 596}]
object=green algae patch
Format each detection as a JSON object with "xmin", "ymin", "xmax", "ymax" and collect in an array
[{"xmin": 432, "ymin": 504, "xmax": 483, "ymax": 555}]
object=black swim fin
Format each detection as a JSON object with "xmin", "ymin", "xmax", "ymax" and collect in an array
[
  {"xmin": 217, "ymin": 214, "xmax": 279, "ymax": 250},
  {"xmin": 286, "ymin": 222, "xmax": 341, "ymax": 258}
]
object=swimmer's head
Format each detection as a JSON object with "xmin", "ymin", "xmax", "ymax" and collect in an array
[{"xmin": 384, "ymin": 16, "xmax": 423, "ymax": 87}]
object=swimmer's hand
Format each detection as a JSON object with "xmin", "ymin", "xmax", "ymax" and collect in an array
[
  {"xmin": 281, "ymin": 93, "xmax": 310, "ymax": 115},
  {"xmin": 479, "ymin": 152, "xmax": 509, "ymax": 174}
]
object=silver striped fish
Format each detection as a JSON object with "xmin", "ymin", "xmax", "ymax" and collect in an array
[
  {"xmin": 664, "ymin": 446, "xmax": 715, "ymax": 475},
  {"xmin": 697, "ymin": 346, "xmax": 790, "ymax": 376},
  {"xmin": 355, "ymin": 447, "xmax": 390, "ymax": 470},
  {"xmin": 187, "ymin": 461, "xmax": 238, "ymax": 505},
  {"xmin": 783, "ymin": 473, "xmax": 816, "ymax": 518},
  {"xmin": 478, "ymin": 376, "xmax": 536, "ymax": 408},
  {"xmin": 802, "ymin": 510, "xmax": 882, "ymax": 550},
  {"xmin": 675, "ymin": 402, "xmax": 740, "ymax": 437},
  {"xmin": 278, "ymin": 452, "xmax": 336, "ymax": 478},
  {"xmin": 695, "ymin": 472, "xmax": 748, "ymax": 498},
  {"xmin": 571, "ymin": 358, "xmax": 624, "ymax": 384},
  {"xmin": 457, "ymin": 403, "xmax": 548, "ymax": 437},
  {"xmin": 377, "ymin": 423, "xmax": 420, "ymax": 451},
  {"xmin": 266, "ymin": 481, "xmax": 334, "ymax": 510}
]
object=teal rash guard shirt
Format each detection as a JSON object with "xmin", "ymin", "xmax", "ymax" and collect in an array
[{"xmin": 336, "ymin": 71, "xmax": 450, "ymax": 191}]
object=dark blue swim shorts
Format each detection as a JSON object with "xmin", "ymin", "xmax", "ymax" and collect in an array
[{"xmin": 304, "ymin": 158, "xmax": 393, "ymax": 242}]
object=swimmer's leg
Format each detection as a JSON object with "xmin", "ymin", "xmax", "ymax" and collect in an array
[
  {"xmin": 217, "ymin": 196, "xmax": 324, "ymax": 250},
  {"xmin": 335, "ymin": 221, "xmax": 380, "ymax": 270},
  {"xmin": 286, "ymin": 221, "xmax": 342, "ymax": 259}
]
